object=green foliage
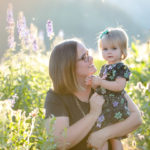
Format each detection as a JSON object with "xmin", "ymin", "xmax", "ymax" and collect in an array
[
  {"xmin": 0, "ymin": 49, "xmax": 57, "ymax": 149},
  {"xmin": 0, "ymin": 100, "xmax": 56, "ymax": 150},
  {"xmin": 123, "ymin": 42, "xmax": 150, "ymax": 150},
  {"xmin": 0, "ymin": 50, "xmax": 51, "ymax": 114},
  {"xmin": 94, "ymin": 59, "xmax": 105, "ymax": 75},
  {"xmin": 0, "ymin": 39, "xmax": 150, "ymax": 149}
]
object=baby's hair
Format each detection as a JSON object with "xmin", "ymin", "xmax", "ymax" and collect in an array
[{"xmin": 98, "ymin": 27, "xmax": 128, "ymax": 60}]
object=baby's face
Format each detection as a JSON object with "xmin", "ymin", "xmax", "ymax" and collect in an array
[{"xmin": 101, "ymin": 42, "xmax": 122, "ymax": 64}]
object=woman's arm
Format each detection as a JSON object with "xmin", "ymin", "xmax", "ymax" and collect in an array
[
  {"xmin": 45, "ymin": 114, "xmax": 97, "ymax": 149},
  {"xmin": 87, "ymin": 93, "xmax": 142, "ymax": 149},
  {"xmin": 45, "ymin": 93, "xmax": 104, "ymax": 150}
]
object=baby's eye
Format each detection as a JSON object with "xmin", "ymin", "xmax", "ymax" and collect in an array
[
  {"xmin": 102, "ymin": 48, "xmax": 108, "ymax": 51},
  {"xmin": 112, "ymin": 47, "xmax": 117, "ymax": 50}
]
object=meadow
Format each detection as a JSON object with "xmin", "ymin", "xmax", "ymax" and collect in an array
[{"xmin": 0, "ymin": 4, "xmax": 150, "ymax": 150}]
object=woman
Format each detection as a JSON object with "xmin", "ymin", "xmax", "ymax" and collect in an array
[{"xmin": 44, "ymin": 39, "xmax": 142, "ymax": 150}]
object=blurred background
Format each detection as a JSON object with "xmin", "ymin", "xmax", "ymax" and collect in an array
[
  {"xmin": 0, "ymin": 0, "xmax": 150, "ymax": 59},
  {"xmin": 1, "ymin": 1, "xmax": 150, "ymax": 149}
]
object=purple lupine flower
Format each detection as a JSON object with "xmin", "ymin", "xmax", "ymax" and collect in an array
[
  {"xmin": 16, "ymin": 12, "xmax": 32, "ymax": 49},
  {"xmin": 8, "ymin": 35, "xmax": 15, "ymax": 49},
  {"xmin": 6, "ymin": 3, "xmax": 14, "ymax": 24},
  {"xmin": 17, "ymin": 12, "xmax": 27, "ymax": 39},
  {"xmin": 46, "ymin": 20, "xmax": 54, "ymax": 39},
  {"xmin": 112, "ymin": 101, "xmax": 119, "ymax": 107},
  {"xmin": 32, "ymin": 40, "xmax": 38, "ymax": 51},
  {"xmin": 6, "ymin": 3, "xmax": 16, "ymax": 49},
  {"xmin": 28, "ymin": 23, "xmax": 39, "ymax": 51},
  {"xmin": 23, "ymin": 28, "xmax": 30, "ymax": 48}
]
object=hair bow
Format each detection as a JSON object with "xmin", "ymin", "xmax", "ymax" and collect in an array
[{"xmin": 99, "ymin": 29, "xmax": 109, "ymax": 39}]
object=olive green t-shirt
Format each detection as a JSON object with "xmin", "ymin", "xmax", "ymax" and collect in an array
[
  {"xmin": 45, "ymin": 89, "xmax": 91, "ymax": 150},
  {"xmin": 44, "ymin": 89, "xmax": 112, "ymax": 150}
]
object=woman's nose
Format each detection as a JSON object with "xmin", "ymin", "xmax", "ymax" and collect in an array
[{"xmin": 89, "ymin": 56, "xmax": 93, "ymax": 62}]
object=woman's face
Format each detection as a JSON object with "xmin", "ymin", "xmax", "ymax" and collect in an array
[{"xmin": 76, "ymin": 42, "xmax": 97, "ymax": 78}]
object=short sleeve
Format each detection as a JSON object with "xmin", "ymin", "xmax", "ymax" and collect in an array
[
  {"xmin": 116, "ymin": 63, "xmax": 131, "ymax": 81},
  {"xmin": 44, "ymin": 90, "xmax": 69, "ymax": 119}
]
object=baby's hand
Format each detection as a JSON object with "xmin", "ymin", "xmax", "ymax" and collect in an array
[
  {"xmin": 85, "ymin": 76, "xmax": 92, "ymax": 86},
  {"xmin": 91, "ymin": 75, "xmax": 102, "ymax": 87}
]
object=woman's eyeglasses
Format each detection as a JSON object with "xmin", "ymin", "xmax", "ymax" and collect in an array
[{"xmin": 77, "ymin": 52, "xmax": 90, "ymax": 63}]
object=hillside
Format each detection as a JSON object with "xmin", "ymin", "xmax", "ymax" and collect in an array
[{"xmin": 0, "ymin": 0, "xmax": 149, "ymax": 60}]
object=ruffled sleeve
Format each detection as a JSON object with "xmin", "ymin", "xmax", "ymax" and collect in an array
[{"xmin": 116, "ymin": 63, "xmax": 131, "ymax": 81}]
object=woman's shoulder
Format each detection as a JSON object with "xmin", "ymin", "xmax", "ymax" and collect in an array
[
  {"xmin": 46, "ymin": 88, "xmax": 58, "ymax": 99},
  {"xmin": 44, "ymin": 89, "xmax": 71, "ymax": 118},
  {"xmin": 46, "ymin": 89, "xmax": 73, "ymax": 104},
  {"xmin": 45, "ymin": 89, "xmax": 63, "ymax": 104},
  {"xmin": 47, "ymin": 88, "xmax": 58, "ymax": 97}
]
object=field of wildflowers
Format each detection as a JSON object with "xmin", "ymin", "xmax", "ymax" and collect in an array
[{"xmin": 0, "ymin": 3, "xmax": 150, "ymax": 150}]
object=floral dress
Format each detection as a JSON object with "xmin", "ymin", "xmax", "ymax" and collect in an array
[{"xmin": 95, "ymin": 62, "xmax": 131, "ymax": 129}]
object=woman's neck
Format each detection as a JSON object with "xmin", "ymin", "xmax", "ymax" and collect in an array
[
  {"xmin": 74, "ymin": 86, "xmax": 91, "ymax": 103},
  {"xmin": 74, "ymin": 76, "xmax": 92, "ymax": 102}
]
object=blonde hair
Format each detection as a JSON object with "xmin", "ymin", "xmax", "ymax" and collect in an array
[
  {"xmin": 49, "ymin": 39, "xmax": 82, "ymax": 94},
  {"xmin": 98, "ymin": 27, "xmax": 128, "ymax": 60}
]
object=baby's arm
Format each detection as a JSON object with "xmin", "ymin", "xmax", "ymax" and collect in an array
[
  {"xmin": 85, "ymin": 75, "xmax": 99, "ymax": 89},
  {"xmin": 93, "ymin": 63, "xmax": 131, "ymax": 92},
  {"xmin": 92, "ymin": 76, "xmax": 127, "ymax": 92}
]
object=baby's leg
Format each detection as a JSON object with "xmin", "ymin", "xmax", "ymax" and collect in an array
[
  {"xmin": 110, "ymin": 139, "xmax": 123, "ymax": 150},
  {"xmin": 100, "ymin": 141, "xmax": 108, "ymax": 150}
]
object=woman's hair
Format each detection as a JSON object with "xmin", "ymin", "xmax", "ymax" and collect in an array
[
  {"xmin": 49, "ymin": 39, "xmax": 81, "ymax": 94},
  {"xmin": 98, "ymin": 27, "xmax": 128, "ymax": 60}
]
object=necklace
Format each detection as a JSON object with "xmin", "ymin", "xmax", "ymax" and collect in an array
[{"xmin": 75, "ymin": 98, "xmax": 86, "ymax": 117}]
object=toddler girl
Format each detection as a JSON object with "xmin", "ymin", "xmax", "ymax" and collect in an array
[{"xmin": 86, "ymin": 27, "xmax": 131, "ymax": 150}]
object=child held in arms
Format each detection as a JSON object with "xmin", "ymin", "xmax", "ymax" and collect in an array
[{"xmin": 86, "ymin": 27, "xmax": 131, "ymax": 150}]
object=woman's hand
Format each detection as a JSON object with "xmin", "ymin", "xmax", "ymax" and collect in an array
[
  {"xmin": 85, "ymin": 76, "xmax": 92, "ymax": 86},
  {"xmin": 89, "ymin": 93, "xmax": 105, "ymax": 117},
  {"xmin": 87, "ymin": 131, "xmax": 107, "ymax": 150},
  {"xmin": 85, "ymin": 75, "xmax": 102, "ymax": 87},
  {"xmin": 85, "ymin": 75, "xmax": 100, "ymax": 89}
]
